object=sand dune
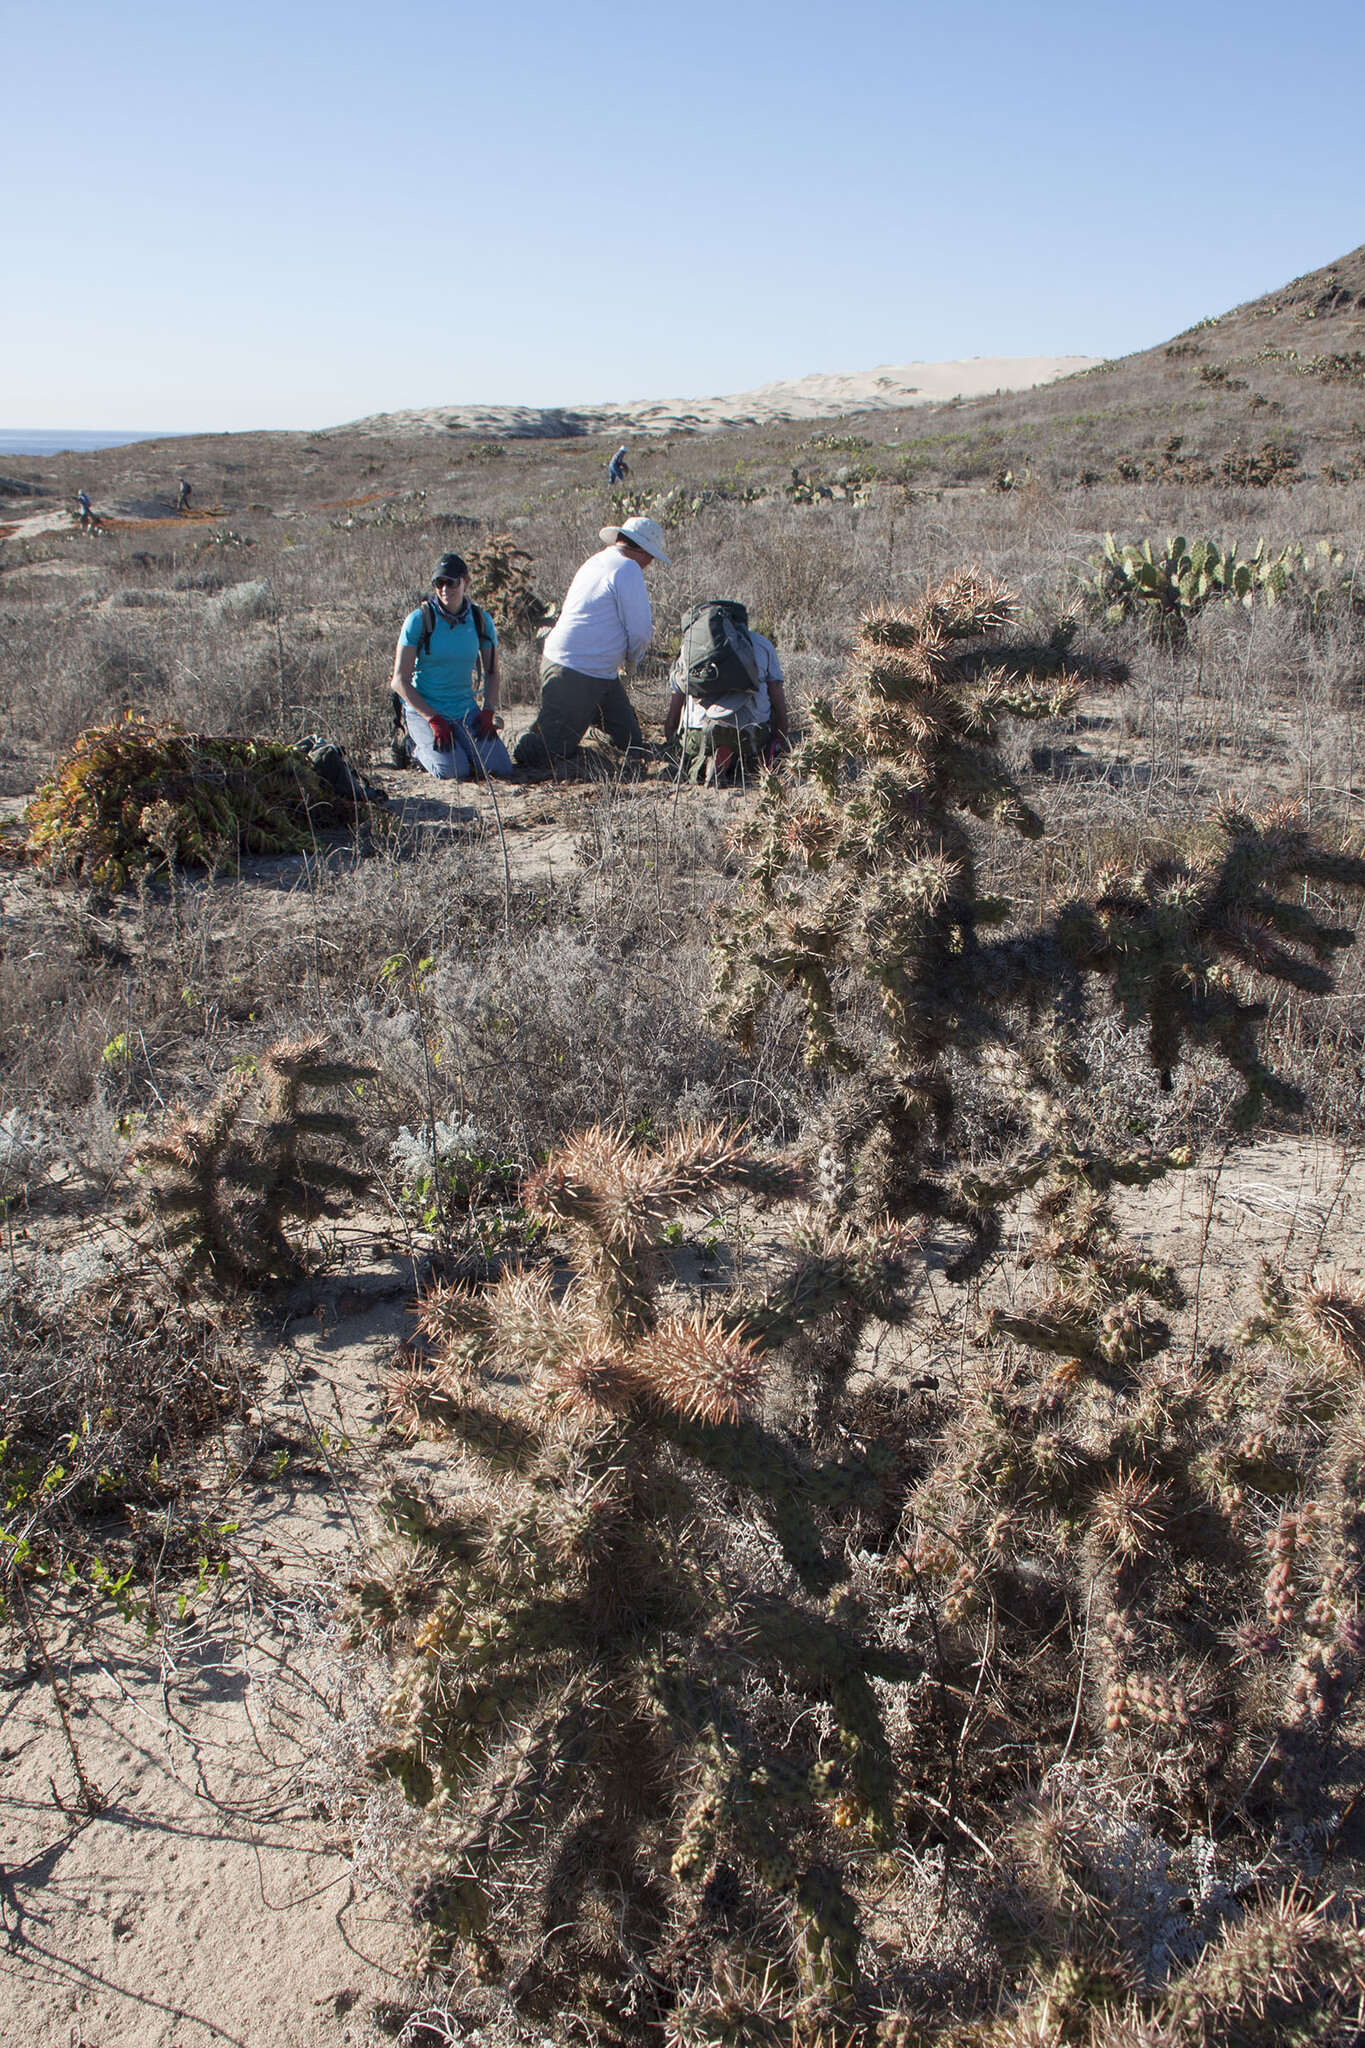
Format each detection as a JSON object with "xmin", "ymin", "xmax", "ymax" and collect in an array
[{"xmin": 344, "ymin": 354, "xmax": 1100, "ymax": 440}]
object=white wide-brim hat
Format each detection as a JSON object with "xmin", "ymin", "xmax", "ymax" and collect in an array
[{"xmin": 599, "ymin": 515, "xmax": 670, "ymax": 564}]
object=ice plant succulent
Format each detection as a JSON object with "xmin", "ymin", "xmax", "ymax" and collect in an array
[{"xmin": 25, "ymin": 719, "xmax": 368, "ymax": 886}]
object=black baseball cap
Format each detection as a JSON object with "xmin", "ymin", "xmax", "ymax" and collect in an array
[{"xmin": 431, "ymin": 552, "xmax": 469, "ymax": 585}]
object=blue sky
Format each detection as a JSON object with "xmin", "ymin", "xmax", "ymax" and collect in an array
[{"xmin": 2, "ymin": 0, "xmax": 1362, "ymax": 431}]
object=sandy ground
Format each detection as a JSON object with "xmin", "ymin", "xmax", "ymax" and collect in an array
[
  {"xmin": 345, "ymin": 355, "xmax": 1100, "ymax": 439},
  {"xmin": 4, "ymin": 1128, "xmax": 1363, "ymax": 2047},
  {"xmin": 0, "ymin": 504, "xmax": 220, "ymax": 544},
  {"xmin": 2, "ymin": 758, "xmax": 1363, "ymax": 2047},
  {"xmin": 0, "ymin": 1237, "xmax": 418, "ymax": 2048},
  {"xmin": 0, "ymin": 508, "xmax": 86, "ymax": 544}
]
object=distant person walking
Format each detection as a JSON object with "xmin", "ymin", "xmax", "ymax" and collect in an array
[
  {"xmin": 176, "ymin": 477, "xmax": 192, "ymax": 515},
  {"xmin": 512, "ymin": 516, "xmax": 669, "ymax": 777},
  {"xmin": 390, "ymin": 551, "xmax": 515, "ymax": 781},
  {"xmin": 608, "ymin": 444, "xmax": 629, "ymax": 485},
  {"xmin": 76, "ymin": 489, "xmax": 93, "ymax": 530}
]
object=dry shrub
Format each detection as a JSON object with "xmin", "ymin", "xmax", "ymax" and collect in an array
[
  {"xmin": 432, "ymin": 928, "xmax": 797, "ymax": 1156},
  {"xmin": 0, "ymin": 1259, "xmax": 257, "ymax": 1618}
]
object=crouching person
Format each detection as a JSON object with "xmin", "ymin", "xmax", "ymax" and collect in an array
[
  {"xmin": 664, "ymin": 599, "xmax": 789, "ymax": 783},
  {"xmin": 391, "ymin": 552, "xmax": 514, "ymax": 780},
  {"xmin": 513, "ymin": 517, "xmax": 669, "ymax": 777}
]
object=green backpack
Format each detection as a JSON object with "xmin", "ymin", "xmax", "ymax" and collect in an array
[{"xmin": 680, "ymin": 599, "xmax": 760, "ymax": 701}]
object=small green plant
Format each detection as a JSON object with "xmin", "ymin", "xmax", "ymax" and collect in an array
[
  {"xmin": 0, "ymin": 1267, "xmax": 256, "ymax": 1633},
  {"xmin": 388, "ymin": 1121, "xmax": 543, "ymax": 1260}
]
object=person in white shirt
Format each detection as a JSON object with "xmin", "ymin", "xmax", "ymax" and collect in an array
[
  {"xmin": 513, "ymin": 516, "xmax": 669, "ymax": 776},
  {"xmin": 663, "ymin": 604, "xmax": 790, "ymax": 784}
]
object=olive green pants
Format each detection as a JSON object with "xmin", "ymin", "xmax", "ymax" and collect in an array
[
  {"xmin": 680, "ymin": 721, "xmax": 771, "ymax": 783},
  {"xmin": 513, "ymin": 662, "xmax": 646, "ymax": 770}
]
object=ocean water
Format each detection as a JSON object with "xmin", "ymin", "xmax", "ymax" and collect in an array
[{"xmin": 0, "ymin": 429, "xmax": 185, "ymax": 457}]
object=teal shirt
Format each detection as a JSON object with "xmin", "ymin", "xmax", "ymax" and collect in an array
[{"xmin": 400, "ymin": 601, "xmax": 496, "ymax": 721}]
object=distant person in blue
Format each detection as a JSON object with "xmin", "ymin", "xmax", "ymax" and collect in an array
[
  {"xmin": 608, "ymin": 444, "xmax": 629, "ymax": 485},
  {"xmin": 390, "ymin": 552, "xmax": 515, "ymax": 780},
  {"xmin": 176, "ymin": 477, "xmax": 192, "ymax": 514},
  {"xmin": 76, "ymin": 489, "xmax": 93, "ymax": 530}
]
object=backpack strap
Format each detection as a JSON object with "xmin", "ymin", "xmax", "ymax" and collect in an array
[{"xmin": 417, "ymin": 598, "xmax": 493, "ymax": 661}]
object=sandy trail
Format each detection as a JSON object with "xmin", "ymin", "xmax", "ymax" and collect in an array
[{"xmin": 0, "ymin": 508, "xmax": 82, "ymax": 543}]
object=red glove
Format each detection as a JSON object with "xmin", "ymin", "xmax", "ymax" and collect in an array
[
  {"xmin": 764, "ymin": 735, "xmax": 786, "ymax": 768},
  {"xmin": 474, "ymin": 706, "xmax": 497, "ymax": 741},
  {"xmin": 428, "ymin": 713, "xmax": 455, "ymax": 751}
]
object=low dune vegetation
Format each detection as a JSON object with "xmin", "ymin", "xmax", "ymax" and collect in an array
[{"xmin": 3, "ymin": 247, "xmax": 1365, "ymax": 2046}]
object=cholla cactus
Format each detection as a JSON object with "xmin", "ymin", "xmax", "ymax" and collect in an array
[
  {"xmin": 711, "ymin": 573, "xmax": 1365, "ymax": 1430},
  {"xmin": 363, "ymin": 575, "xmax": 1365, "ymax": 2037},
  {"xmin": 365, "ymin": 1125, "xmax": 917, "ymax": 2000},
  {"xmin": 699, "ymin": 572, "xmax": 1365, "ymax": 2042},
  {"xmin": 714, "ymin": 577, "xmax": 1365, "ymax": 1230},
  {"xmin": 1164, "ymin": 1889, "xmax": 1365, "ymax": 2045},
  {"xmin": 137, "ymin": 1037, "xmax": 374, "ymax": 1283},
  {"xmin": 711, "ymin": 575, "xmax": 1095, "ymax": 1247}
]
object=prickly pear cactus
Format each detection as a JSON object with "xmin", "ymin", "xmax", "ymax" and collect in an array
[{"xmin": 1078, "ymin": 531, "xmax": 1321, "ymax": 640}]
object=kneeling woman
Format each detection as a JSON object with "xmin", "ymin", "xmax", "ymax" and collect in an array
[{"xmin": 391, "ymin": 552, "xmax": 515, "ymax": 779}]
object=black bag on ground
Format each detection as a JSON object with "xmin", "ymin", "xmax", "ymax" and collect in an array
[
  {"xmin": 301, "ymin": 739, "xmax": 386, "ymax": 806},
  {"xmin": 680, "ymin": 599, "xmax": 760, "ymax": 700}
]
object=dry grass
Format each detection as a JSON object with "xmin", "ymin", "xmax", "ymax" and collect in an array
[{"xmin": 5, "ymin": 245, "xmax": 1365, "ymax": 2043}]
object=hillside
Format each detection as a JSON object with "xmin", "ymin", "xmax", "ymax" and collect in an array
[
  {"xmin": 343, "ymin": 352, "xmax": 1099, "ymax": 439},
  {"xmin": 5, "ymin": 248, "xmax": 1365, "ymax": 522},
  {"xmin": 3, "ymin": 246, "xmax": 1365, "ymax": 2048},
  {"xmin": 866, "ymin": 243, "xmax": 1365, "ymax": 489}
]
